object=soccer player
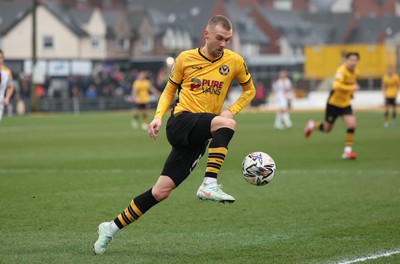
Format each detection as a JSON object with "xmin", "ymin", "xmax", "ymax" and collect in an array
[
  {"xmin": 272, "ymin": 70, "xmax": 293, "ymax": 129},
  {"xmin": 0, "ymin": 49, "xmax": 15, "ymax": 122},
  {"xmin": 93, "ymin": 15, "xmax": 255, "ymax": 255},
  {"xmin": 304, "ymin": 52, "xmax": 360, "ymax": 160},
  {"xmin": 381, "ymin": 65, "xmax": 399, "ymax": 128},
  {"xmin": 131, "ymin": 71, "xmax": 161, "ymax": 130}
]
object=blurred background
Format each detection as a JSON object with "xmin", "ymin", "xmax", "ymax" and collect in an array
[{"xmin": 0, "ymin": 0, "xmax": 399, "ymax": 113}]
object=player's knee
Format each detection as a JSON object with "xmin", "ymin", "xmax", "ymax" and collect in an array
[
  {"xmin": 347, "ymin": 122, "xmax": 356, "ymax": 129},
  {"xmin": 325, "ymin": 124, "xmax": 333, "ymax": 132},
  {"xmin": 212, "ymin": 116, "xmax": 236, "ymax": 133},
  {"xmin": 152, "ymin": 186, "xmax": 174, "ymax": 202},
  {"xmin": 152, "ymin": 187, "xmax": 172, "ymax": 202},
  {"xmin": 223, "ymin": 117, "xmax": 236, "ymax": 130}
]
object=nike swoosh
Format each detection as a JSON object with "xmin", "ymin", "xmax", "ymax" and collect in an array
[{"xmin": 200, "ymin": 189, "xmax": 211, "ymax": 196}]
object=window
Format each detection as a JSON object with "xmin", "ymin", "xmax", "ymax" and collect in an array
[
  {"xmin": 116, "ymin": 37, "xmax": 129, "ymax": 51},
  {"xmin": 91, "ymin": 36, "xmax": 101, "ymax": 49},
  {"xmin": 140, "ymin": 36, "xmax": 153, "ymax": 52},
  {"xmin": 242, "ymin": 43, "xmax": 260, "ymax": 58},
  {"xmin": 273, "ymin": 0, "xmax": 292, "ymax": 10},
  {"xmin": 43, "ymin": 36, "xmax": 54, "ymax": 49}
]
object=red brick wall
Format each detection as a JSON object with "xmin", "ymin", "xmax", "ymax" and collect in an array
[
  {"xmin": 237, "ymin": 0, "xmax": 260, "ymax": 9},
  {"xmin": 353, "ymin": 0, "xmax": 396, "ymax": 17},
  {"xmin": 292, "ymin": 0, "xmax": 308, "ymax": 11},
  {"xmin": 250, "ymin": 9, "xmax": 281, "ymax": 54},
  {"xmin": 237, "ymin": 0, "xmax": 309, "ymax": 11}
]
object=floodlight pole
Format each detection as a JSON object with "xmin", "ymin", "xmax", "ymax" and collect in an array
[
  {"xmin": 0, "ymin": 17, "xmax": 3, "ymax": 48},
  {"xmin": 30, "ymin": 0, "xmax": 39, "ymax": 111}
]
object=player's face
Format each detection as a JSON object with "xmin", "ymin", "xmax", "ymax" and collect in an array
[
  {"xmin": 204, "ymin": 24, "xmax": 232, "ymax": 58},
  {"xmin": 345, "ymin": 55, "xmax": 358, "ymax": 71}
]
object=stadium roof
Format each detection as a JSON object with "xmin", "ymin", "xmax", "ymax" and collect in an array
[
  {"xmin": 224, "ymin": 2, "xmax": 270, "ymax": 45},
  {"xmin": 0, "ymin": 2, "xmax": 87, "ymax": 37},
  {"xmin": 127, "ymin": 0, "xmax": 215, "ymax": 42},
  {"xmin": 345, "ymin": 16, "xmax": 400, "ymax": 43},
  {"xmin": 303, "ymin": 12, "xmax": 353, "ymax": 44},
  {"xmin": 0, "ymin": 2, "xmax": 31, "ymax": 36},
  {"xmin": 42, "ymin": 2, "xmax": 88, "ymax": 37},
  {"xmin": 257, "ymin": 8, "xmax": 316, "ymax": 47}
]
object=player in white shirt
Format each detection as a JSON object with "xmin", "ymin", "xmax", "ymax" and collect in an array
[
  {"xmin": 272, "ymin": 70, "xmax": 293, "ymax": 129},
  {"xmin": 0, "ymin": 49, "xmax": 15, "ymax": 122}
]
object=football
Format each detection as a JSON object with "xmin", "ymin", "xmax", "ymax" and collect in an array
[{"xmin": 242, "ymin": 151, "xmax": 276, "ymax": 186}]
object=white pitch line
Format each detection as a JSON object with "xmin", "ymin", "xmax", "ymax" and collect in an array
[
  {"xmin": 0, "ymin": 168, "xmax": 399, "ymax": 175},
  {"xmin": 0, "ymin": 168, "xmax": 161, "ymax": 174},
  {"xmin": 336, "ymin": 249, "xmax": 400, "ymax": 264}
]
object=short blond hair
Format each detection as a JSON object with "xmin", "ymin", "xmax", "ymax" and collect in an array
[{"xmin": 207, "ymin": 15, "xmax": 232, "ymax": 31}]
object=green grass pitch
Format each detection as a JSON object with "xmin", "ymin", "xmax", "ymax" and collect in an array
[{"xmin": 0, "ymin": 110, "xmax": 399, "ymax": 264}]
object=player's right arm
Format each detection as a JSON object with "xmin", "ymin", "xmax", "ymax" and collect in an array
[
  {"xmin": 131, "ymin": 81, "xmax": 137, "ymax": 102},
  {"xmin": 148, "ymin": 82, "xmax": 177, "ymax": 140},
  {"xmin": 148, "ymin": 54, "xmax": 184, "ymax": 139},
  {"xmin": 154, "ymin": 82, "xmax": 177, "ymax": 119},
  {"xmin": 153, "ymin": 53, "xmax": 185, "ymax": 120}
]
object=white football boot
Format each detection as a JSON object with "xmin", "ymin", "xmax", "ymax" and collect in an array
[
  {"xmin": 196, "ymin": 182, "xmax": 235, "ymax": 203},
  {"xmin": 93, "ymin": 222, "xmax": 115, "ymax": 255}
]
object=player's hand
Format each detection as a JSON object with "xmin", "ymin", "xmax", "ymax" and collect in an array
[
  {"xmin": 3, "ymin": 98, "xmax": 9, "ymax": 106},
  {"xmin": 220, "ymin": 109, "xmax": 233, "ymax": 119},
  {"xmin": 353, "ymin": 83, "xmax": 360, "ymax": 91},
  {"xmin": 148, "ymin": 118, "xmax": 162, "ymax": 140}
]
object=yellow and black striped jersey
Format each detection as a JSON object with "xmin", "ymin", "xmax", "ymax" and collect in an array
[
  {"xmin": 382, "ymin": 73, "xmax": 399, "ymax": 99},
  {"xmin": 132, "ymin": 79, "xmax": 152, "ymax": 104},
  {"xmin": 328, "ymin": 64, "xmax": 359, "ymax": 108},
  {"xmin": 154, "ymin": 48, "xmax": 255, "ymax": 119}
]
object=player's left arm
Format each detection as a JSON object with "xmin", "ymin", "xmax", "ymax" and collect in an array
[
  {"xmin": 381, "ymin": 77, "xmax": 387, "ymax": 99},
  {"xmin": 3, "ymin": 73, "xmax": 14, "ymax": 106},
  {"xmin": 149, "ymin": 83, "xmax": 161, "ymax": 97},
  {"xmin": 227, "ymin": 79, "xmax": 255, "ymax": 115},
  {"xmin": 333, "ymin": 78, "xmax": 355, "ymax": 91},
  {"xmin": 286, "ymin": 79, "xmax": 294, "ymax": 99},
  {"xmin": 333, "ymin": 68, "xmax": 359, "ymax": 92},
  {"xmin": 227, "ymin": 58, "xmax": 256, "ymax": 115},
  {"xmin": 397, "ymin": 75, "xmax": 400, "ymax": 94}
]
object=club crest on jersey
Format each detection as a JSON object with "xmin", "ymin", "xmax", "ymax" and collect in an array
[
  {"xmin": 219, "ymin": 65, "xmax": 230, "ymax": 76},
  {"xmin": 190, "ymin": 78, "xmax": 201, "ymax": 91}
]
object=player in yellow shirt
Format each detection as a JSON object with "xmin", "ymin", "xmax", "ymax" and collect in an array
[
  {"xmin": 131, "ymin": 71, "xmax": 161, "ymax": 130},
  {"xmin": 94, "ymin": 15, "xmax": 256, "ymax": 254},
  {"xmin": 381, "ymin": 65, "xmax": 399, "ymax": 128},
  {"xmin": 304, "ymin": 52, "xmax": 360, "ymax": 160}
]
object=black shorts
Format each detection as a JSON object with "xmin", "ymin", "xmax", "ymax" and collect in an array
[
  {"xmin": 385, "ymin": 98, "xmax": 397, "ymax": 106},
  {"xmin": 325, "ymin": 103, "xmax": 353, "ymax": 124},
  {"xmin": 161, "ymin": 112, "xmax": 217, "ymax": 186},
  {"xmin": 136, "ymin": 103, "xmax": 147, "ymax": 110}
]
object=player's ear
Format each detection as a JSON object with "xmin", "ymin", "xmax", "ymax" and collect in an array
[{"xmin": 204, "ymin": 28, "xmax": 209, "ymax": 39}]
